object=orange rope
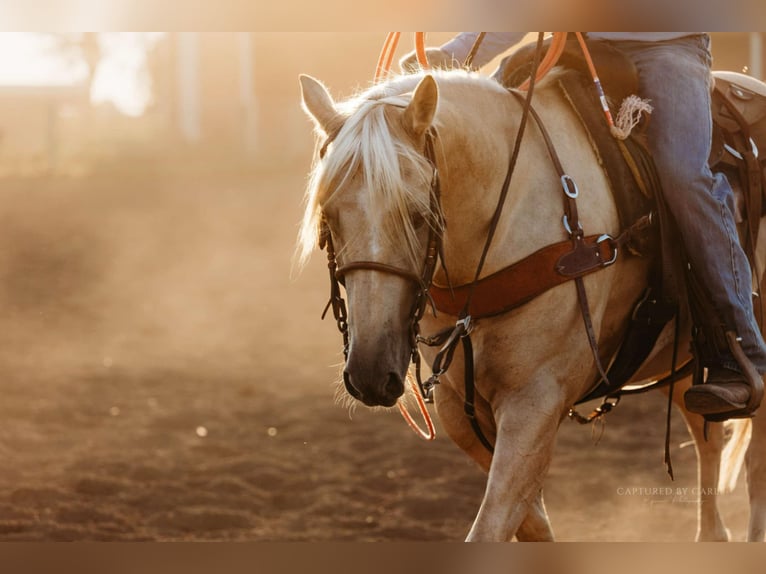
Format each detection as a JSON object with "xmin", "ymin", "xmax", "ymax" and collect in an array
[
  {"xmin": 397, "ymin": 377, "xmax": 436, "ymax": 441},
  {"xmin": 376, "ymin": 32, "xmax": 432, "ymax": 83},
  {"xmin": 415, "ymin": 32, "xmax": 430, "ymax": 69},
  {"xmin": 518, "ymin": 32, "xmax": 568, "ymax": 91},
  {"xmin": 383, "ymin": 32, "xmax": 401, "ymax": 79},
  {"xmin": 374, "ymin": 32, "xmax": 401, "ymax": 83},
  {"xmin": 574, "ymin": 31, "xmax": 615, "ymax": 128}
]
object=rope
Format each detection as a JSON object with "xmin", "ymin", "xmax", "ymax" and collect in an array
[
  {"xmin": 397, "ymin": 376, "xmax": 436, "ymax": 441},
  {"xmin": 573, "ymin": 32, "xmax": 616, "ymax": 132},
  {"xmin": 414, "ymin": 32, "xmax": 430, "ymax": 70},
  {"xmin": 376, "ymin": 32, "xmax": 431, "ymax": 83},
  {"xmin": 374, "ymin": 32, "xmax": 401, "ymax": 83},
  {"xmin": 517, "ymin": 32, "xmax": 567, "ymax": 91}
]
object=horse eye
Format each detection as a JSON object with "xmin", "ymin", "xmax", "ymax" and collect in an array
[{"xmin": 411, "ymin": 211, "xmax": 426, "ymax": 230}]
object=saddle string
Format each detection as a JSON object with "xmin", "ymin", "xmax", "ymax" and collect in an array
[{"xmin": 663, "ymin": 310, "xmax": 683, "ymax": 480}]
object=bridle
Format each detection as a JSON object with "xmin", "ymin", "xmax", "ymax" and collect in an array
[{"xmin": 318, "ymin": 125, "xmax": 445, "ymax": 400}]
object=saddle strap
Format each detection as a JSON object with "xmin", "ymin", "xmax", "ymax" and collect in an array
[
  {"xmin": 430, "ymin": 234, "xmax": 614, "ymax": 318},
  {"xmin": 430, "ymin": 215, "xmax": 652, "ymax": 319},
  {"xmin": 576, "ymin": 287, "xmax": 676, "ymax": 404}
]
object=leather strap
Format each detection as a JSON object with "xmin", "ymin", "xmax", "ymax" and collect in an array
[{"xmin": 430, "ymin": 234, "xmax": 615, "ymax": 319}]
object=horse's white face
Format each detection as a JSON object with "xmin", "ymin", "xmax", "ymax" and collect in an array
[
  {"xmin": 300, "ymin": 74, "xmax": 439, "ymax": 407},
  {"xmin": 323, "ymin": 188, "xmax": 420, "ymax": 407}
]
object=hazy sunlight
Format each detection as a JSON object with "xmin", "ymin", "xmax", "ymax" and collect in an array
[{"xmin": 0, "ymin": 32, "xmax": 162, "ymax": 116}]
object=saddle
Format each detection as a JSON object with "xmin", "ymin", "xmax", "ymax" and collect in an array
[
  {"xmin": 709, "ymin": 71, "xmax": 766, "ymax": 261},
  {"xmin": 494, "ymin": 37, "xmax": 766, "ymax": 404}
]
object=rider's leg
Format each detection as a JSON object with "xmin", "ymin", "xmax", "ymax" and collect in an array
[{"xmin": 611, "ymin": 34, "xmax": 766, "ymax": 416}]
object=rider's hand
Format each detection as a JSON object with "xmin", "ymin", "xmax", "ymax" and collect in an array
[{"xmin": 399, "ymin": 48, "xmax": 460, "ymax": 73}]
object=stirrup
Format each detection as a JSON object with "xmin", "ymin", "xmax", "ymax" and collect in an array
[{"xmin": 705, "ymin": 331, "xmax": 765, "ymax": 421}]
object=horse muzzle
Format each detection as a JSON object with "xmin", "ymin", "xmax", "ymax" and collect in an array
[{"xmin": 343, "ymin": 369, "xmax": 404, "ymax": 407}]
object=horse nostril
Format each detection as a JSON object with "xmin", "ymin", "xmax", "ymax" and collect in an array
[
  {"xmin": 343, "ymin": 371, "xmax": 362, "ymax": 400},
  {"xmin": 385, "ymin": 372, "xmax": 404, "ymax": 400}
]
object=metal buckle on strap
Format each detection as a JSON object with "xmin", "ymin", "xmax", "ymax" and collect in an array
[
  {"xmin": 561, "ymin": 174, "xmax": 579, "ymax": 198},
  {"xmin": 596, "ymin": 234, "xmax": 618, "ymax": 266},
  {"xmin": 562, "ymin": 214, "xmax": 583, "ymax": 236}
]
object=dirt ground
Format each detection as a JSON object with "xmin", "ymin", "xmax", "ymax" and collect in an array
[{"xmin": 0, "ymin": 167, "xmax": 751, "ymax": 542}]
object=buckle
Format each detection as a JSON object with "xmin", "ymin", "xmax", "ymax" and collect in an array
[
  {"xmin": 562, "ymin": 214, "xmax": 583, "ymax": 236},
  {"xmin": 561, "ymin": 174, "xmax": 579, "ymax": 199},
  {"xmin": 596, "ymin": 234, "xmax": 618, "ymax": 265}
]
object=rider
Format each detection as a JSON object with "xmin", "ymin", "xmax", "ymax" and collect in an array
[{"xmin": 401, "ymin": 32, "xmax": 766, "ymax": 420}]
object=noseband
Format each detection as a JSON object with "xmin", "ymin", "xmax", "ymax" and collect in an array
[{"xmin": 318, "ymin": 126, "xmax": 445, "ymax": 399}]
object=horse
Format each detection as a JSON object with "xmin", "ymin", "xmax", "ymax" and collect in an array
[{"xmin": 296, "ymin": 67, "xmax": 765, "ymax": 541}]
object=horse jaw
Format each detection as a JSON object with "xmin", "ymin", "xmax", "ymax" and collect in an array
[{"xmin": 299, "ymin": 74, "xmax": 342, "ymax": 135}]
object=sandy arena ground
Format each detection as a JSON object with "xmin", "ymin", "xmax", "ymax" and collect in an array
[{"xmin": 0, "ymin": 167, "xmax": 752, "ymax": 542}]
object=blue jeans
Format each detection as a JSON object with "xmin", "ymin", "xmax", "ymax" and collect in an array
[{"xmin": 604, "ymin": 34, "xmax": 766, "ymax": 372}]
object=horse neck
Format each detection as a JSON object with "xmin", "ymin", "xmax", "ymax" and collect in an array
[{"xmin": 435, "ymin": 84, "xmax": 590, "ymax": 284}]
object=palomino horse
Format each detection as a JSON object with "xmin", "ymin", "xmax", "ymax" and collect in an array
[{"xmin": 297, "ymin": 68, "xmax": 765, "ymax": 541}]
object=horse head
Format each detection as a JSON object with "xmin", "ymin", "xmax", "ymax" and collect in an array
[{"xmin": 299, "ymin": 73, "xmax": 441, "ymax": 407}]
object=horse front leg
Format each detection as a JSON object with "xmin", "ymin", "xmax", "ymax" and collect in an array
[
  {"xmin": 465, "ymin": 381, "xmax": 564, "ymax": 541},
  {"xmin": 434, "ymin": 381, "xmax": 555, "ymax": 541},
  {"xmin": 514, "ymin": 489, "xmax": 554, "ymax": 541},
  {"xmin": 666, "ymin": 377, "xmax": 730, "ymax": 541}
]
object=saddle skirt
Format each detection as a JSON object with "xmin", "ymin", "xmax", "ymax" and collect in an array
[{"xmin": 710, "ymin": 71, "xmax": 766, "ymax": 227}]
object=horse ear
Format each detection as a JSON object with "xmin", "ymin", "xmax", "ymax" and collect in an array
[
  {"xmin": 402, "ymin": 75, "xmax": 438, "ymax": 138},
  {"xmin": 299, "ymin": 74, "xmax": 341, "ymax": 135}
]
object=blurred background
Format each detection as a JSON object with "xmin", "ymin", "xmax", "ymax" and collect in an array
[
  {"xmin": 0, "ymin": 33, "xmax": 760, "ymax": 176},
  {"xmin": 0, "ymin": 32, "xmax": 760, "ymax": 541}
]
